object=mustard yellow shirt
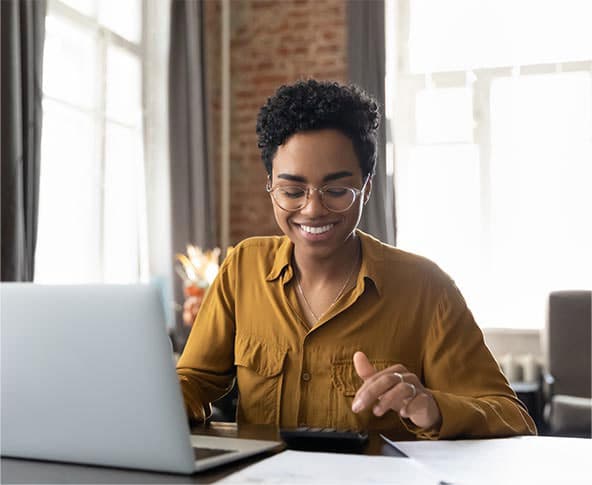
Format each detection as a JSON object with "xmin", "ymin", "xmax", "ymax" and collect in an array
[{"xmin": 177, "ymin": 230, "xmax": 536, "ymax": 439}]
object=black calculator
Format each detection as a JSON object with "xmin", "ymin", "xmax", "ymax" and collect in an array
[{"xmin": 280, "ymin": 427, "xmax": 369, "ymax": 453}]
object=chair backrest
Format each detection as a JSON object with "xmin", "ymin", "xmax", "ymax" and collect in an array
[{"xmin": 547, "ymin": 290, "xmax": 592, "ymax": 398}]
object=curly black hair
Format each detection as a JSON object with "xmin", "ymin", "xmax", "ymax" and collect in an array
[{"xmin": 256, "ymin": 79, "xmax": 380, "ymax": 180}]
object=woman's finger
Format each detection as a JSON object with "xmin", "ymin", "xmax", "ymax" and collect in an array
[
  {"xmin": 353, "ymin": 368, "xmax": 418, "ymax": 413},
  {"xmin": 371, "ymin": 379, "xmax": 419, "ymax": 416}
]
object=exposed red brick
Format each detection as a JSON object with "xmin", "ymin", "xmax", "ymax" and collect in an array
[{"xmin": 204, "ymin": 0, "xmax": 348, "ymax": 243}]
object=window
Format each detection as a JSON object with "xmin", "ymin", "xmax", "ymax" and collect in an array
[
  {"xmin": 386, "ymin": 0, "xmax": 592, "ymax": 328},
  {"xmin": 35, "ymin": 0, "xmax": 148, "ymax": 284}
]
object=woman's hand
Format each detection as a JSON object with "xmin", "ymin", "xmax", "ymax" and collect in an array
[
  {"xmin": 182, "ymin": 295, "xmax": 203, "ymax": 327},
  {"xmin": 351, "ymin": 351, "xmax": 442, "ymax": 431}
]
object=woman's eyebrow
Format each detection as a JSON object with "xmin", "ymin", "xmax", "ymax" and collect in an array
[
  {"xmin": 276, "ymin": 171, "xmax": 353, "ymax": 183},
  {"xmin": 277, "ymin": 173, "xmax": 307, "ymax": 182}
]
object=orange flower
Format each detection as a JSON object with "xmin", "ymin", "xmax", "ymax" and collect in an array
[{"xmin": 184, "ymin": 285, "xmax": 206, "ymax": 298}]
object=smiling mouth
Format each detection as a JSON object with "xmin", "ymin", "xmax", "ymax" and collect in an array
[{"xmin": 298, "ymin": 223, "xmax": 335, "ymax": 235}]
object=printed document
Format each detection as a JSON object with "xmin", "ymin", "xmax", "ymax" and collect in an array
[
  {"xmin": 383, "ymin": 435, "xmax": 592, "ymax": 485},
  {"xmin": 219, "ymin": 449, "xmax": 443, "ymax": 484}
]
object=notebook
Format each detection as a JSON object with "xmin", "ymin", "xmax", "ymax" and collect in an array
[{"xmin": 0, "ymin": 283, "xmax": 281, "ymax": 474}]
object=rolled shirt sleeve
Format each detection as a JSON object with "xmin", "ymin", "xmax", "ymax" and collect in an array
[
  {"xmin": 176, "ymin": 253, "xmax": 238, "ymax": 422},
  {"xmin": 405, "ymin": 277, "xmax": 537, "ymax": 439}
]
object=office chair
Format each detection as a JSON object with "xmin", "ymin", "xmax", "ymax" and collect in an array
[
  {"xmin": 210, "ymin": 382, "xmax": 238, "ymax": 422},
  {"xmin": 543, "ymin": 290, "xmax": 591, "ymax": 437}
]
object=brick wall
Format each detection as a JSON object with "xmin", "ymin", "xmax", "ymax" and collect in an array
[{"xmin": 204, "ymin": 0, "xmax": 348, "ymax": 245}]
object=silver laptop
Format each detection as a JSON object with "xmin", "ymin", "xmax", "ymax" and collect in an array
[{"xmin": 1, "ymin": 283, "xmax": 281, "ymax": 474}]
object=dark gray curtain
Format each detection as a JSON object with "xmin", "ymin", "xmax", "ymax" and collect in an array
[
  {"xmin": 1, "ymin": 0, "xmax": 47, "ymax": 281},
  {"xmin": 347, "ymin": 0, "xmax": 396, "ymax": 245},
  {"xmin": 169, "ymin": 0, "xmax": 216, "ymax": 343}
]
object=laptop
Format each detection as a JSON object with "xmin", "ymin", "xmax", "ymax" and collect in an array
[{"xmin": 0, "ymin": 283, "xmax": 281, "ymax": 474}]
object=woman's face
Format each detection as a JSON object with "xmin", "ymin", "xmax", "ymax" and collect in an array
[{"xmin": 269, "ymin": 129, "xmax": 371, "ymax": 260}]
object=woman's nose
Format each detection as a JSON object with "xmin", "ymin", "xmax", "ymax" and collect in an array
[{"xmin": 300, "ymin": 188, "xmax": 328, "ymax": 216}]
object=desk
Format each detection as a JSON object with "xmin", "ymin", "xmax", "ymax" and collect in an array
[
  {"xmin": 0, "ymin": 422, "xmax": 403, "ymax": 484},
  {"xmin": 3, "ymin": 423, "xmax": 590, "ymax": 484}
]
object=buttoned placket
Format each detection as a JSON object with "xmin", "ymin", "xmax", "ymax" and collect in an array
[
  {"xmin": 273, "ymin": 246, "xmax": 372, "ymax": 428},
  {"xmin": 286, "ymin": 269, "xmax": 368, "ymax": 428}
]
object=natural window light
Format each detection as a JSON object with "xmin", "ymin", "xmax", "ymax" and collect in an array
[
  {"xmin": 35, "ymin": 0, "xmax": 148, "ymax": 284},
  {"xmin": 386, "ymin": 0, "xmax": 592, "ymax": 329}
]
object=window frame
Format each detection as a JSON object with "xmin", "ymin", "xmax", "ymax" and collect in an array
[
  {"xmin": 386, "ymin": 0, "xmax": 592, "ymax": 329},
  {"xmin": 38, "ymin": 0, "xmax": 148, "ymax": 283}
]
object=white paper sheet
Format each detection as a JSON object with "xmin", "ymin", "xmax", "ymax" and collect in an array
[
  {"xmin": 382, "ymin": 435, "xmax": 592, "ymax": 485},
  {"xmin": 218, "ymin": 449, "xmax": 444, "ymax": 484}
]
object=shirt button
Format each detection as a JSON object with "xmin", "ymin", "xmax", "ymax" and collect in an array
[{"xmin": 302, "ymin": 372, "xmax": 311, "ymax": 382}]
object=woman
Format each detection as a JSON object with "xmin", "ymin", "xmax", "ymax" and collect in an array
[{"xmin": 176, "ymin": 80, "xmax": 536, "ymax": 439}]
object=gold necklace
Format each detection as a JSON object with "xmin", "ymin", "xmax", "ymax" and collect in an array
[{"xmin": 296, "ymin": 245, "xmax": 360, "ymax": 323}]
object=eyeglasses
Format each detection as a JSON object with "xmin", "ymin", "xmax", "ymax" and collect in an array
[{"xmin": 266, "ymin": 178, "xmax": 368, "ymax": 213}]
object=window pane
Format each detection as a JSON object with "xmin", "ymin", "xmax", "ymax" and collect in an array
[
  {"xmin": 488, "ymin": 72, "xmax": 592, "ymax": 328},
  {"xmin": 43, "ymin": 14, "xmax": 97, "ymax": 108},
  {"xmin": 416, "ymin": 87, "xmax": 473, "ymax": 144},
  {"xmin": 98, "ymin": 0, "xmax": 141, "ymax": 43},
  {"xmin": 391, "ymin": 1, "xmax": 592, "ymax": 330},
  {"xmin": 410, "ymin": 0, "xmax": 498, "ymax": 72},
  {"xmin": 103, "ymin": 123, "xmax": 144, "ymax": 283},
  {"xmin": 106, "ymin": 45, "xmax": 142, "ymax": 125},
  {"xmin": 35, "ymin": 100, "xmax": 101, "ymax": 283},
  {"xmin": 409, "ymin": 0, "xmax": 592, "ymax": 73},
  {"xmin": 60, "ymin": 0, "xmax": 95, "ymax": 17},
  {"xmin": 37, "ymin": 0, "xmax": 148, "ymax": 286},
  {"xmin": 397, "ymin": 145, "xmax": 481, "ymax": 297}
]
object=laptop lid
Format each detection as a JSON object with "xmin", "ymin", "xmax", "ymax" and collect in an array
[{"xmin": 1, "ymin": 283, "xmax": 218, "ymax": 473}]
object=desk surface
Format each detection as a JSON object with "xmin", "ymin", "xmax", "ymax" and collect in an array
[
  {"xmin": 4, "ymin": 424, "xmax": 590, "ymax": 484},
  {"xmin": 0, "ymin": 422, "xmax": 404, "ymax": 484}
]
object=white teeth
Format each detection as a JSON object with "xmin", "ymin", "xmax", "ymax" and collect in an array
[{"xmin": 300, "ymin": 224, "xmax": 334, "ymax": 234}]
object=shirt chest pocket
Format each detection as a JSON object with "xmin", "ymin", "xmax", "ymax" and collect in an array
[
  {"xmin": 234, "ymin": 335, "xmax": 287, "ymax": 425},
  {"xmin": 330, "ymin": 359, "xmax": 399, "ymax": 430}
]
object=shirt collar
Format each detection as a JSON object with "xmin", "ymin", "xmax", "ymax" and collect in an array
[
  {"xmin": 264, "ymin": 229, "xmax": 386, "ymax": 294},
  {"xmin": 356, "ymin": 229, "xmax": 385, "ymax": 296},
  {"xmin": 265, "ymin": 236, "xmax": 294, "ymax": 282}
]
